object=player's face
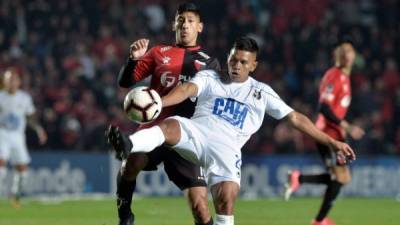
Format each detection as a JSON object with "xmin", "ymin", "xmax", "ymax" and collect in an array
[
  {"xmin": 174, "ymin": 12, "xmax": 203, "ymax": 46},
  {"xmin": 335, "ymin": 43, "xmax": 356, "ymax": 68},
  {"xmin": 227, "ymin": 48, "xmax": 258, "ymax": 83},
  {"xmin": 3, "ymin": 70, "xmax": 21, "ymax": 93}
]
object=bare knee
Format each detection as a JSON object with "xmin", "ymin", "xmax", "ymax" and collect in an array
[
  {"xmin": 158, "ymin": 119, "xmax": 181, "ymax": 146},
  {"xmin": 333, "ymin": 167, "xmax": 351, "ymax": 184},
  {"xmin": 185, "ymin": 187, "xmax": 211, "ymax": 224},
  {"xmin": 121, "ymin": 153, "xmax": 148, "ymax": 180},
  {"xmin": 211, "ymin": 182, "xmax": 239, "ymax": 215}
]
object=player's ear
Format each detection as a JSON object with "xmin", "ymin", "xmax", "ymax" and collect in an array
[
  {"xmin": 172, "ymin": 21, "xmax": 177, "ymax": 32},
  {"xmin": 250, "ymin": 60, "xmax": 258, "ymax": 72},
  {"xmin": 197, "ymin": 22, "xmax": 203, "ymax": 33}
]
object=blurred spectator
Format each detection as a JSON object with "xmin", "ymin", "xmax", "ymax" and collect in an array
[{"xmin": 0, "ymin": 0, "xmax": 398, "ymax": 155}]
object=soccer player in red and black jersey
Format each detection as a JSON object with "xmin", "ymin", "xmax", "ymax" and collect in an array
[
  {"xmin": 107, "ymin": 3, "xmax": 219, "ymax": 225},
  {"xmin": 284, "ymin": 41, "xmax": 365, "ymax": 225}
]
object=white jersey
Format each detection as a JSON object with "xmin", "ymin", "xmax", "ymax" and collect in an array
[
  {"xmin": 0, "ymin": 90, "xmax": 35, "ymax": 134},
  {"xmin": 189, "ymin": 70, "xmax": 293, "ymax": 149}
]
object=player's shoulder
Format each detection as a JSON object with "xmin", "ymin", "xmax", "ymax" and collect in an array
[
  {"xmin": 324, "ymin": 67, "xmax": 341, "ymax": 79},
  {"xmin": 149, "ymin": 44, "xmax": 174, "ymax": 53},
  {"xmin": 249, "ymin": 78, "xmax": 284, "ymax": 101},
  {"xmin": 16, "ymin": 90, "xmax": 32, "ymax": 99},
  {"xmin": 195, "ymin": 69, "xmax": 220, "ymax": 79}
]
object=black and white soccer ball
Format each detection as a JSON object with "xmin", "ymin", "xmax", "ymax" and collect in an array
[{"xmin": 123, "ymin": 86, "xmax": 162, "ymax": 124}]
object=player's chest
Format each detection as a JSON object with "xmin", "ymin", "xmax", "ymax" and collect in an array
[
  {"xmin": 0, "ymin": 97, "xmax": 25, "ymax": 114},
  {"xmin": 153, "ymin": 50, "xmax": 202, "ymax": 88}
]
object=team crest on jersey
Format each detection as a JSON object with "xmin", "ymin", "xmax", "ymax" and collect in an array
[
  {"xmin": 162, "ymin": 56, "xmax": 171, "ymax": 64},
  {"xmin": 212, "ymin": 98, "xmax": 249, "ymax": 129},
  {"xmin": 253, "ymin": 89, "xmax": 262, "ymax": 100}
]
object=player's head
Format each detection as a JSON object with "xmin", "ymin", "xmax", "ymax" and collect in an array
[
  {"xmin": 333, "ymin": 41, "xmax": 356, "ymax": 70},
  {"xmin": 227, "ymin": 37, "xmax": 259, "ymax": 83},
  {"xmin": 173, "ymin": 2, "xmax": 203, "ymax": 46},
  {"xmin": 2, "ymin": 68, "xmax": 21, "ymax": 94}
]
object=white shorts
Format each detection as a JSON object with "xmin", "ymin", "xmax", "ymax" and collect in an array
[
  {"xmin": 169, "ymin": 116, "xmax": 242, "ymax": 187},
  {"xmin": 0, "ymin": 131, "xmax": 30, "ymax": 165}
]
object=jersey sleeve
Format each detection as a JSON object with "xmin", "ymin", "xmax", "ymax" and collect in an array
[
  {"xmin": 319, "ymin": 70, "xmax": 338, "ymax": 105},
  {"xmin": 133, "ymin": 47, "xmax": 157, "ymax": 81},
  {"xmin": 189, "ymin": 70, "xmax": 215, "ymax": 97},
  {"xmin": 264, "ymin": 87, "xmax": 293, "ymax": 120}
]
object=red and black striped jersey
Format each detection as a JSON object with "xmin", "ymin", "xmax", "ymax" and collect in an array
[
  {"xmin": 120, "ymin": 44, "xmax": 220, "ymax": 129},
  {"xmin": 315, "ymin": 67, "xmax": 352, "ymax": 140}
]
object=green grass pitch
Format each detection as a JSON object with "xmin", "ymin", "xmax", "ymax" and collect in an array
[{"xmin": 1, "ymin": 197, "xmax": 399, "ymax": 225}]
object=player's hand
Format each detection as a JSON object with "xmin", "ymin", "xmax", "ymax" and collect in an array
[
  {"xmin": 37, "ymin": 128, "xmax": 48, "ymax": 145},
  {"xmin": 348, "ymin": 125, "xmax": 365, "ymax": 140},
  {"xmin": 129, "ymin": 39, "xmax": 149, "ymax": 60},
  {"xmin": 329, "ymin": 140, "xmax": 356, "ymax": 162}
]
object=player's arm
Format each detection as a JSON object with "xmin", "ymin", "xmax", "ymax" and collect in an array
[
  {"xmin": 27, "ymin": 114, "xmax": 47, "ymax": 145},
  {"xmin": 161, "ymin": 82, "xmax": 198, "ymax": 108},
  {"xmin": 117, "ymin": 39, "xmax": 151, "ymax": 88},
  {"xmin": 285, "ymin": 111, "xmax": 356, "ymax": 161},
  {"xmin": 320, "ymin": 101, "xmax": 365, "ymax": 140}
]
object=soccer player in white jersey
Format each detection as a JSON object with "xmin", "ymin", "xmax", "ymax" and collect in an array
[
  {"xmin": 108, "ymin": 37, "xmax": 356, "ymax": 225},
  {"xmin": 0, "ymin": 68, "xmax": 47, "ymax": 207}
]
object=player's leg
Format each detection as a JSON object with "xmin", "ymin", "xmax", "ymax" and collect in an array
[
  {"xmin": 184, "ymin": 187, "xmax": 213, "ymax": 225},
  {"xmin": 0, "ymin": 159, "xmax": 7, "ymax": 197},
  {"xmin": 312, "ymin": 144, "xmax": 349, "ymax": 224},
  {"xmin": 210, "ymin": 181, "xmax": 239, "ymax": 225},
  {"xmin": 10, "ymin": 164, "xmax": 28, "ymax": 202},
  {"xmin": 0, "ymin": 138, "xmax": 10, "ymax": 197},
  {"xmin": 313, "ymin": 165, "xmax": 350, "ymax": 223},
  {"xmin": 107, "ymin": 120, "xmax": 181, "ymax": 224},
  {"xmin": 10, "ymin": 137, "xmax": 30, "ymax": 207},
  {"xmin": 163, "ymin": 150, "xmax": 212, "ymax": 225},
  {"xmin": 284, "ymin": 144, "xmax": 332, "ymax": 201}
]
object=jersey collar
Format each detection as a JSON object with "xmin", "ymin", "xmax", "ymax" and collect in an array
[{"xmin": 175, "ymin": 44, "xmax": 201, "ymax": 51}]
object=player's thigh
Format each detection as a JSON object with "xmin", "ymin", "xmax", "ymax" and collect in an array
[
  {"xmin": 163, "ymin": 149, "xmax": 206, "ymax": 190},
  {"xmin": 332, "ymin": 165, "xmax": 351, "ymax": 184},
  {"xmin": 0, "ymin": 141, "xmax": 11, "ymax": 163},
  {"xmin": 9, "ymin": 137, "xmax": 30, "ymax": 166},
  {"xmin": 317, "ymin": 143, "xmax": 336, "ymax": 168},
  {"xmin": 158, "ymin": 119, "xmax": 181, "ymax": 145}
]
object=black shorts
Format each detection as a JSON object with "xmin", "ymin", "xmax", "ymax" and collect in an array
[
  {"xmin": 317, "ymin": 143, "xmax": 348, "ymax": 168},
  {"xmin": 143, "ymin": 145, "xmax": 206, "ymax": 190}
]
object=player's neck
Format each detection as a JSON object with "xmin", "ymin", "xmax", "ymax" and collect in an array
[
  {"xmin": 340, "ymin": 67, "xmax": 352, "ymax": 76},
  {"xmin": 6, "ymin": 89, "xmax": 17, "ymax": 95},
  {"xmin": 175, "ymin": 42, "xmax": 199, "ymax": 49}
]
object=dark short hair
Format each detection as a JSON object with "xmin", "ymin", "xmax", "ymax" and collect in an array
[
  {"xmin": 176, "ymin": 2, "xmax": 201, "ymax": 20},
  {"xmin": 233, "ymin": 37, "xmax": 259, "ymax": 56}
]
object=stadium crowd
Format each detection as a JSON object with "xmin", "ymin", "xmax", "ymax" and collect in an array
[{"xmin": 0, "ymin": 0, "xmax": 399, "ymax": 154}]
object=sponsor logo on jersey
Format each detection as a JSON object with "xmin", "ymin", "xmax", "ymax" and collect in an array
[
  {"xmin": 212, "ymin": 98, "xmax": 249, "ymax": 129},
  {"xmin": 160, "ymin": 72, "xmax": 191, "ymax": 87},
  {"xmin": 160, "ymin": 46, "xmax": 172, "ymax": 52},
  {"xmin": 160, "ymin": 71, "xmax": 175, "ymax": 88}
]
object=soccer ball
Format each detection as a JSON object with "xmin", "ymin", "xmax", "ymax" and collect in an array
[{"xmin": 123, "ymin": 86, "xmax": 162, "ymax": 124}]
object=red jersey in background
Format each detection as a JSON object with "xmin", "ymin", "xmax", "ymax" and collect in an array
[{"xmin": 315, "ymin": 67, "xmax": 351, "ymax": 141}]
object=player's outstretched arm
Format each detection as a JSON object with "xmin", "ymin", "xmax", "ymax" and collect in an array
[
  {"xmin": 161, "ymin": 82, "xmax": 198, "ymax": 108},
  {"xmin": 27, "ymin": 114, "xmax": 47, "ymax": 145},
  {"xmin": 285, "ymin": 111, "xmax": 356, "ymax": 161}
]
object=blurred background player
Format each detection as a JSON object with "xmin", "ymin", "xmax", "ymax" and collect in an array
[
  {"xmin": 0, "ymin": 68, "xmax": 47, "ymax": 207},
  {"xmin": 284, "ymin": 41, "xmax": 365, "ymax": 225},
  {"xmin": 108, "ymin": 2, "xmax": 219, "ymax": 225}
]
